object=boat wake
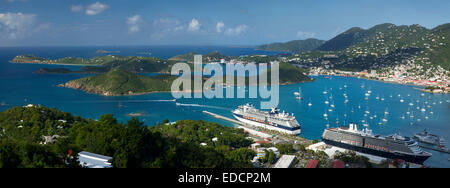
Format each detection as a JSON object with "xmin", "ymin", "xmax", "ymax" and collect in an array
[
  {"xmin": 175, "ymin": 103, "xmax": 231, "ymax": 110},
  {"xmin": 74, "ymin": 99, "xmax": 177, "ymax": 103}
]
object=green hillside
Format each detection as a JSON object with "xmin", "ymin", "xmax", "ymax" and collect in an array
[
  {"xmin": 19, "ymin": 55, "xmax": 175, "ymax": 74},
  {"xmin": 99, "ymin": 56, "xmax": 174, "ymax": 73},
  {"xmin": 0, "ymin": 106, "xmax": 256, "ymax": 168},
  {"xmin": 168, "ymin": 51, "xmax": 231, "ymax": 62},
  {"xmin": 257, "ymin": 38, "xmax": 326, "ymax": 52},
  {"xmin": 277, "ymin": 62, "xmax": 313, "ymax": 84},
  {"xmin": 290, "ymin": 23, "xmax": 450, "ymax": 71},
  {"xmin": 318, "ymin": 23, "xmax": 430, "ymax": 53},
  {"xmin": 428, "ymin": 23, "xmax": 450, "ymax": 70},
  {"xmin": 64, "ymin": 69, "xmax": 177, "ymax": 96},
  {"xmin": 317, "ymin": 27, "xmax": 367, "ymax": 51}
]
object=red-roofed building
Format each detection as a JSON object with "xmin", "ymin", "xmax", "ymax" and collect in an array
[
  {"xmin": 305, "ymin": 160, "xmax": 319, "ymax": 168},
  {"xmin": 332, "ymin": 160, "xmax": 345, "ymax": 168}
]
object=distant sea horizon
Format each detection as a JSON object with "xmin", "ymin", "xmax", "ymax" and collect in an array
[{"xmin": 0, "ymin": 45, "xmax": 281, "ymax": 61}]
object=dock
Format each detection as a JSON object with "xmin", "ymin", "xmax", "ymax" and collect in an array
[{"xmin": 202, "ymin": 111, "xmax": 244, "ymax": 126}]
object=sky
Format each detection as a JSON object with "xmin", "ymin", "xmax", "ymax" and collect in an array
[{"xmin": 0, "ymin": 0, "xmax": 449, "ymax": 47}]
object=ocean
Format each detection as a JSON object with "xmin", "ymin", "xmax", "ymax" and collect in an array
[{"xmin": 0, "ymin": 46, "xmax": 449, "ymax": 167}]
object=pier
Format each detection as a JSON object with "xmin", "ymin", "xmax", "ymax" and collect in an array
[{"xmin": 202, "ymin": 111, "xmax": 244, "ymax": 126}]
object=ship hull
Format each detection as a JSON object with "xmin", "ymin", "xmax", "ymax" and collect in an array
[
  {"xmin": 322, "ymin": 138, "xmax": 431, "ymax": 164},
  {"xmin": 233, "ymin": 114, "xmax": 301, "ymax": 135}
]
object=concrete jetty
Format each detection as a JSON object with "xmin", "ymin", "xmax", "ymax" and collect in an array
[{"xmin": 202, "ymin": 110, "xmax": 244, "ymax": 126}]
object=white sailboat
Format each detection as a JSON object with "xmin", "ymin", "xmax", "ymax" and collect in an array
[{"xmin": 294, "ymin": 87, "xmax": 302, "ymax": 100}]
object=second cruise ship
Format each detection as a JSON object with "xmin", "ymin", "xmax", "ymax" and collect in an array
[{"xmin": 322, "ymin": 123, "xmax": 432, "ymax": 164}]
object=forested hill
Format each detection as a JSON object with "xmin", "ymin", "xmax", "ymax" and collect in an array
[
  {"xmin": 63, "ymin": 69, "xmax": 176, "ymax": 96},
  {"xmin": 0, "ymin": 105, "xmax": 256, "ymax": 168},
  {"xmin": 256, "ymin": 38, "xmax": 326, "ymax": 53},
  {"xmin": 315, "ymin": 23, "xmax": 450, "ymax": 70},
  {"xmin": 429, "ymin": 23, "xmax": 450, "ymax": 70},
  {"xmin": 318, "ymin": 23, "xmax": 432, "ymax": 51}
]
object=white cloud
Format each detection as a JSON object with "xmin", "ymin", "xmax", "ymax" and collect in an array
[
  {"xmin": 85, "ymin": 2, "xmax": 109, "ymax": 15},
  {"xmin": 0, "ymin": 12, "xmax": 37, "ymax": 39},
  {"xmin": 296, "ymin": 31, "xmax": 316, "ymax": 39},
  {"xmin": 188, "ymin": 18, "xmax": 200, "ymax": 32},
  {"xmin": 216, "ymin": 21, "xmax": 225, "ymax": 33},
  {"xmin": 70, "ymin": 5, "xmax": 84, "ymax": 12},
  {"xmin": 225, "ymin": 24, "xmax": 248, "ymax": 36},
  {"xmin": 153, "ymin": 18, "xmax": 181, "ymax": 27},
  {"xmin": 152, "ymin": 18, "xmax": 185, "ymax": 32},
  {"xmin": 127, "ymin": 15, "xmax": 143, "ymax": 33}
]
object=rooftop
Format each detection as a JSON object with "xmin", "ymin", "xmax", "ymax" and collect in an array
[
  {"xmin": 305, "ymin": 160, "xmax": 319, "ymax": 168},
  {"xmin": 273, "ymin": 155, "xmax": 296, "ymax": 168}
]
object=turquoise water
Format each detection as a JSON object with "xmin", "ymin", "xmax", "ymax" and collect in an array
[{"xmin": 0, "ymin": 46, "xmax": 449, "ymax": 167}]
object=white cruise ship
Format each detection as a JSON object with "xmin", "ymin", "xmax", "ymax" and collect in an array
[{"xmin": 232, "ymin": 104, "xmax": 301, "ymax": 135}]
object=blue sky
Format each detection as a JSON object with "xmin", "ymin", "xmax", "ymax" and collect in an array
[{"xmin": 0, "ymin": 0, "xmax": 449, "ymax": 46}]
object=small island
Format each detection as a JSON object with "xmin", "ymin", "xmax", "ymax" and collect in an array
[
  {"xmin": 12, "ymin": 54, "xmax": 175, "ymax": 74},
  {"xmin": 11, "ymin": 54, "xmax": 103, "ymax": 65},
  {"xmin": 63, "ymin": 69, "xmax": 177, "ymax": 96}
]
